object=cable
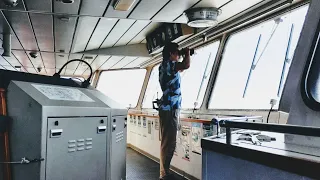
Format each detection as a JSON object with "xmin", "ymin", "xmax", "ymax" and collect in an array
[
  {"xmin": 266, "ymin": 105, "xmax": 273, "ymax": 123},
  {"xmin": 53, "ymin": 59, "xmax": 93, "ymax": 88}
]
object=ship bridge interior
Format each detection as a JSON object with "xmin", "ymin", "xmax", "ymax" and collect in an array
[{"xmin": 0, "ymin": 0, "xmax": 320, "ymax": 179}]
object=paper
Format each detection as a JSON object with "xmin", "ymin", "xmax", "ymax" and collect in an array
[
  {"xmin": 148, "ymin": 120, "xmax": 152, "ymax": 134},
  {"xmin": 33, "ymin": 84, "xmax": 94, "ymax": 102},
  {"xmin": 155, "ymin": 119, "xmax": 159, "ymax": 130},
  {"xmin": 143, "ymin": 117, "xmax": 147, "ymax": 128},
  {"xmin": 181, "ymin": 125, "xmax": 191, "ymax": 161},
  {"xmin": 191, "ymin": 123, "xmax": 202, "ymax": 155}
]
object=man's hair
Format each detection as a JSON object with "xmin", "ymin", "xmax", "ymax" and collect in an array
[{"xmin": 162, "ymin": 42, "xmax": 179, "ymax": 60}]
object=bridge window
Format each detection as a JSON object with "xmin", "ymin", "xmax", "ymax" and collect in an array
[
  {"xmin": 97, "ymin": 69, "xmax": 146, "ymax": 108},
  {"xmin": 143, "ymin": 41, "xmax": 220, "ymax": 109},
  {"xmin": 209, "ymin": 5, "xmax": 308, "ymax": 109}
]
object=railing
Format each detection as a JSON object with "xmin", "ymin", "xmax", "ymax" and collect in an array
[
  {"xmin": 217, "ymin": 120, "xmax": 320, "ymax": 145},
  {"xmin": 212, "ymin": 116, "xmax": 263, "ymax": 137}
]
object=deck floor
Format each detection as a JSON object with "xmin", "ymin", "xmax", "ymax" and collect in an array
[{"xmin": 126, "ymin": 148, "xmax": 187, "ymax": 180}]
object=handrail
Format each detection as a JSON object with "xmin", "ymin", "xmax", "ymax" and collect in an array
[
  {"xmin": 212, "ymin": 116, "xmax": 263, "ymax": 137},
  {"xmin": 219, "ymin": 120, "xmax": 320, "ymax": 145}
]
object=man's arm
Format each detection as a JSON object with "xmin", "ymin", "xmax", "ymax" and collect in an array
[{"xmin": 176, "ymin": 48, "xmax": 190, "ymax": 72}]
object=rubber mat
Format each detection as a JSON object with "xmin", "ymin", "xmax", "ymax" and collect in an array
[{"xmin": 126, "ymin": 148, "xmax": 187, "ymax": 180}]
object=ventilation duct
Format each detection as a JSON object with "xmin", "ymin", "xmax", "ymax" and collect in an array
[{"xmin": 2, "ymin": 34, "xmax": 11, "ymax": 57}]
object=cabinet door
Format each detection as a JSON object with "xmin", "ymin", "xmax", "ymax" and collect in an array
[
  {"xmin": 46, "ymin": 117, "xmax": 108, "ymax": 180},
  {"xmin": 111, "ymin": 115, "xmax": 127, "ymax": 180}
]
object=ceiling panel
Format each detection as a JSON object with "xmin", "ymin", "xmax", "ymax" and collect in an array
[
  {"xmin": 127, "ymin": 22, "xmax": 160, "ymax": 44},
  {"xmin": 80, "ymin": 0, "xmax": 111, "ymax": 16},
  {"xmin": 218, "ymin": 0, "xmax": 264, "ymax": 22},
  {"xmin": 12, "ymin": 50, "xmax": 33, "ymax": 67},
  {"xmin": 99, "ymin": 56, "xmax": 124, "ymax": 70},
  {"xmin": 100, "ymin": 19, "xmax": 136, "ymax": 48},
  {"xmin": 25, "ymin": 67, "xmax": 38, "ymax": 74},
  {"xmin": 55, "ymin": 53, "xmax": 69, "ymax": 69},
  {"xmin": 0, "ymin": 65, "xmax": 5, "ymax": 70},
  {"xmin": 124, "ymin": 57, "xmax": 149, "ymax": 68},
  {"xmin": 114, "ymin": 20, "xmax": 150, "ymax": 46},
  {"xmin": 83, "ymin": 69, "xmax": 91, "ymax": 76},
  {"xmin": 0, "ymin": 56, "xmax": 12, "ymax": 66},
  {"xmin": 41, "ymin": 52, "xmax": 55, "ymax": 69},
  {"xmin": 66, "ymin": 53, "xmax": 83, "ymax": 71},
  {"xmin": 90, "ymin": 55, "xmax": 111, "ymax": 70},
  {"xmin": 104, "ymin": 0, "xmax": 140, "ymax": 18},
  {"xmin": 151, "ymin": 0, "xmax": 199, "ymax": 22},
  {"xmin": 128, "ymin": 0, "xmax": 171, "ymax": 19},
  {"xmin": 75, "ymin": 56, "xmax": 97, "ymax": 74},
  {"xmin": 54, "ymin": 16, "xmax": 77, "ymax": 53},
  {"xmin": 24, "ymin": 0, "xmax": 52, "ymax": 12},
  {"xmin": 4, "ymin": 11, "xmax": 38, "ymax": 50},
  {"xmin": 29, "ymin": 13, "xmax": 54, "ymax": 52},
  {"xmin": 11, "ymin": 34, "xmax": 24, "ymax": 50},
  {"xmin": 71, "ymin": 17, "xmax": 100, "ymax": 53},
  {"xmin": 26, "ymin": 50, "xmax": 45, "ymax": 69},
  {"xmin": 141, "ymin": 39, "xmax": 147, "ymax": 43},
  {"xmin": 111, "ymin": 56, "xmax": 138, "ymax": 69},
  {"xmin": 54, "ymin": 0, "xmax": 81, "ymax": 14},
  {"xmin": 65, "ymin": 69, "xmax": 76, "ymax": 75},
  {"xmin": 2, "ymin": 55, "xmax": 23, "ymax": 66},
  {"xmin": 85, "ymin": 18, "xmax": 118, "ymax": 51},
  {"xmin": 46, "ymin": 68, "xmax": 56, "ymax": 75},
  {"xmin": 3, "ymin": 65, "xmax": 16, "ymax": 71}
]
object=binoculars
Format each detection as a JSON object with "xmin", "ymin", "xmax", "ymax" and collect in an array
[{"xmin": 178, "ymin": 48, "xmax": 195, "ymax": 56}]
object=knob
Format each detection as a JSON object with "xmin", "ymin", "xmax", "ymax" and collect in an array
[{"xmin": 112, "ymin": 125, "xmax": 116, "ymax": 131}]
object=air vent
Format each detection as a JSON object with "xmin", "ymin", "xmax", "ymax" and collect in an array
[
  {"xmin": 84, "ymin": 56, "xmax": 94, "ymax": 60},
  {"xmin": 184, "ymin": 7, "xmax": 220, "ymax": 28}
]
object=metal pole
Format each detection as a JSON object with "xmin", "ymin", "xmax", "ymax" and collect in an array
[{"xmin": 226, "ymin": 127, "xmax": 231, "ymax": 145}]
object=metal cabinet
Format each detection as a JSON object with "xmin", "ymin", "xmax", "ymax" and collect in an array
[{"xmin": 46, "ymin": 117, "xmax": 108, "ymax": 180}]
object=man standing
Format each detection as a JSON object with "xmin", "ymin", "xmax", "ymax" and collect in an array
[{"xmin": 158, "ymin": 42, "xmax": 190, "ymax": 180}]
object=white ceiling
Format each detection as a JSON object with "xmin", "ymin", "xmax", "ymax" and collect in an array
[{"xmin": 0, "ymin": 0, "xmax": 281, "ymax": 77}]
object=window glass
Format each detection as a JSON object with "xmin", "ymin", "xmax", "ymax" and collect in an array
[
  {"xmin": 142, "ymin": 41, "xmax": 220, "ymax": 109},
  {"xmin": 97, "ymin": 69, "xmax": 146, "ymax": 108},
  {"xmin": 142, "ymin": 64, "xmax": 162, "ymax": 108},
  {"xmin": 209, "ymin": 5, "xmax": 309, "ymax": 109}
]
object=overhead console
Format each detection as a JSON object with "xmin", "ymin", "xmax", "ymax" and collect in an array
[{"xmin": 146, "ymin": 23, "xmax": 194, "ymax": 55}]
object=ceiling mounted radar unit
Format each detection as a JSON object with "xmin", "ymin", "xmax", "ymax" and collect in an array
[
  {"xmin": 114, "ymin": 0, "xmax": 136, "ymax": 11},
  {"xmin": 184, "ymin": 7, "xmax": 221, "ymax": 28}
]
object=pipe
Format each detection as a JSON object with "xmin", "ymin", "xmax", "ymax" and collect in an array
[
  {"xmin": 2, "ymin": 34, "xmax": 11, "ymax": 57},
  {"xmin": 0, "ymin": 89, "xmax": 11, "ymax": 180}
]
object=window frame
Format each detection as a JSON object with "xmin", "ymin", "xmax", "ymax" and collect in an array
[{"xmin": 96, "ymin": 68, "xmax": 147, "ymax": 109}]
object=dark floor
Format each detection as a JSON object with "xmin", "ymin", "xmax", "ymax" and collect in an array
[{"xmin": 126, "ymin": 148, "xmax": 187, "ymax": 180}]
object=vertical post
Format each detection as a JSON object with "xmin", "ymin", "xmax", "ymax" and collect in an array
[
  {"xmin": 226, "ymin": 127, "xmax": 231, "ymax": 145},
  {"xmin": 0, "ymin": 89, "xmax": 11, "ymax": 180}
]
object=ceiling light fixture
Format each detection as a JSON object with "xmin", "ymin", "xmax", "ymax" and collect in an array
[
  {"xmin": 56, "ymin": 0, "xmax": 74, "ymax": 4},
  {"xmin": 113, "ymin": 0, "xmax": 136, "ymax": 11},
  {"xmin": 58, "ymin": 16, "xmax": 70, "ymax": 22},
  {"xmin": 184, "ymin": 7, "xmax": 220, "ymax": 28}
]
